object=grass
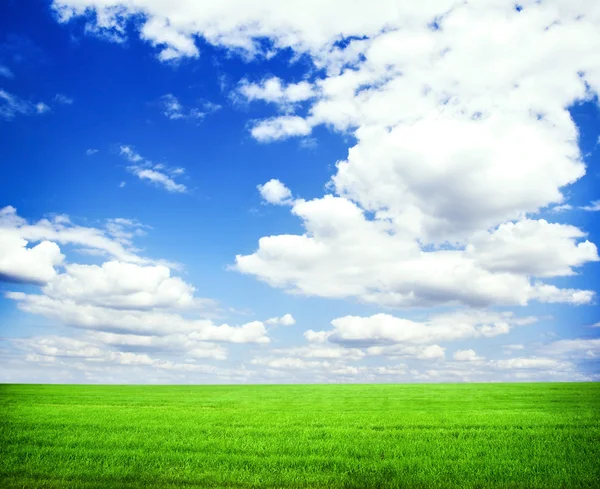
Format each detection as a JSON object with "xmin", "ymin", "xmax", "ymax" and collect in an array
[{"xmin": 0, "ymin": 383, "xmax": 599, "ymax": 488}]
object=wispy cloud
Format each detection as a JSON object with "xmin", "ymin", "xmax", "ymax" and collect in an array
[
  {"xmin": 0, "ymin": 89, "xmax": 50, "ymax": 120},
  {"xmin": 0, "ymin": 65, "xmax": 13, "ymax": 78},
  {"xmin": 54, "ymin": 93, "xmax": 73, "ymax": 105},
  {"xmin": 119, "ymin": 145, "xmax": 187, "ymax": 193},
  {"xmin": 160, "ymin": 93, "xmax": 221, "ymax": 121},
  {"xmin": 35, "ymin": 102, "xmax": 50, "ymax": 114},
  {"xmin": 580, "ymin": 200, "xmax": 600, "ymax": 212}
]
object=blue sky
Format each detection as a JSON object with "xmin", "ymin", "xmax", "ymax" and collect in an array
[{"xmin": 0, "ymin": 0, "xmax": 599, "ymax": 383}]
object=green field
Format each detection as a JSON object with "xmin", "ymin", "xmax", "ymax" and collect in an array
[{"xmin": 1, "ymin": 383, "xmax": 599, "ymax": 488}]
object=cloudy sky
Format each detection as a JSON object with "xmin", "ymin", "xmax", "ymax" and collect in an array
[{"xmin": 1, "ymin": 0, "xmax": 599, "ymax": 384}]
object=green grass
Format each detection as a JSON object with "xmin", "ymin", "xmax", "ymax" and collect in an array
[{"xmin": 1, "ymin": 383, "xmax": 599, "ymax": 488}]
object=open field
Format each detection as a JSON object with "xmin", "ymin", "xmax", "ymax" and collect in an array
[{"xmin": 1, "ymin": 383, "xmax": 599, "ymax": 488}]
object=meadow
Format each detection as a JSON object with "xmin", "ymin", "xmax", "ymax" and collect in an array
[{"xmin": 0, "ymin": 383, "xmax": 598, "ymax": 488}]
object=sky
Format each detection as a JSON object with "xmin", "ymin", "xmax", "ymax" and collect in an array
[{"xmin": 0, "ymin": 0, "xmax": 599, "ymax": 384}]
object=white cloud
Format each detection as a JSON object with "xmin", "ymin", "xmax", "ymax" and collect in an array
[
  {"xmin": 160, "ymin": 93, "xmax": 220, "ymax": 120},
  {"xmin": 250, "ymin": 357, "xmax": 331, "ymax": 370},
  {"xmin": 86, "ymin": 148, "xmax": 99, "ymax": 155},
  {"xmin": 580, "ymin": 200, "xmax": 600, "ymax": 212},
  {"xmin": 540, "ymin": 338, "xmax": 600, "ymax": 359},
  {"xmin": 7, "ymin": 291, "xmax": 269, "ymax": 342},
  {"xmin": 264, "ymin": 313, "xmax": 296, "ymax": 326},
  {"xmin": 35, "ymin": 102, "xmax": 51, "ymax": 114},
  {"xmin": 104, "ymin": 217, "xmax": 149, "ymax": 246},
  {"xmin": 530, "ymin": 284, "xmax": 595, "ymax": 305},
  {"xmin": 0, "ymin": 208, "xmax": 164, "ymax": 285},
  {"xmin": 257, "ymin": 179, "xmax": 293, "ymax": 205},
  {"xmin": 0, "ymin": 206, "xmax": 150, "ymax": 269},
  {"xmin": 120, "ymin": 145, "xmax": 144, "ymax": 163},
  {"xmin": 42, "ymin": 261, "xmax": 198, "ymax": 310},
  {"xmin": 0, "ymin": 231, "xmax": 64, "ymax": 284},
  {"xmin": 318, "ymin": 310, "xmax": 534, "ymax": 348},
  {"xmin": 492, "ymin": 357, "xmax": 572, "ymax": 370},
  {"xmin": 238, "ymin": 77, "xmax": 314, "ymax": 106},
  {"xmin": 120, "ymin": 145, "xmax": 187, "ymax": 193},
  {"xmin": 87, "ymin": 331, "xmax": 227, "ymax": 360},
  {"xmin": 235, "ymin": 197, "xmax": 596, "ymax": 308},
  {"xmin": 52, "ymin": 0, "xmax": 429, "ymax": 59},
  {"xmin": 550, "ymin": 204, "xmax": 573, "ymax": 213},
  {"xmin": 250, "ymin": 116, "xmax": 312, "ymax": 142},
  {"xmin": 303, "ymin": 330, "xmax": 331, "ymax": 343},
  {"xmin": 453, "ymin": 349, "xmax": 484, "ymax": 362},
  {"xmin": 130, "ymin": 167, "xmax": 187, "ymax": 193},
  {"xmin": 466, "ymin": 219, "xmax": 598, "ymax": 278},
  {"xmin": 0, "ymin": 89, "xmax": 50, "ymax": 120}
]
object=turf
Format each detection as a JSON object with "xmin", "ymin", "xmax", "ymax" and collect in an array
[{"xmin": 0, "ymin": 383, "xmax": 599, "ymax": 488}]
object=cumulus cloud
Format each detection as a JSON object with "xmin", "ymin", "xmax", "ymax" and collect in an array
[
  {"xmin": 466, "ymin": 219, "xmax": 598, "ymax": 277},
  {"xmin": 237, "ymin": 77, "xmax": 315, "ymax": 106},
  {"xmin": 453, "ymin": 349, "xmax": 484, "ymax": 362},
  {"xmin": 53, "ymin": 1, "xmax": 600, "ymax": 312},
  {"xmin": 244, "ymin": 309, "xmax": 539, "ymax": 379},
  {"xmin": 120, "ymin": 145, "xmax": 187, "ymax": 193},
  {"xmin": 264, "ymin": 313, "xmax": 296, "ymax": 326},
  {"xmin": 42, "ymin": 261, "xmax": 199, "ymax": 310},
  {"xmin": 234, "ymin": 197, "xmax": 597, "ymax": 307},
  {"xmin": 0, "ymin": 232, "xmax": 64, "ymax": 284},
  {"xmin": 320, "ymin": 310, "xmax": 532, "ymax": 348},
  {"xmin": 250, "ymin": 116, "xmax": 312, "ymax": 142},
  {"xmin": 257, "ymin": 179, "xmax": 293, "ymax": 205},
  {"xmin": 304, "ymin": 330, "xmax": 331, "ymax": 343},
  {"xmin": 0, "ymin": 206, "xmax": 164, "ymax": 285},
  {"xmin": 0, "ymin": 206, "xmax": 151, "ymax": 267},
  {"xmin": 52, "ymin": 0, "xmax": 424, "ymax": 59}
]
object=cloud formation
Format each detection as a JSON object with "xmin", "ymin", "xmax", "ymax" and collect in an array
[
  {"xmin": 120, "ymin": 145, "xmax": 187, "ymax": 193},
  {"xmin": 234, "ymin": 197, "xmax": 597, "ymax": 307},
  {"xmin": 257, "ymin": 179, "xmax": 293, "ymax": 206},
  {"xmin": 160, "ymin": 93, "xmax": 220, "ymax": 121},
  {"xmin": 3, "ymin": 0, "xmax": 595, "ymax": 383},
  {"xmin": 53, "ymin": 1, "xmax": 600, "ymax": 311}
]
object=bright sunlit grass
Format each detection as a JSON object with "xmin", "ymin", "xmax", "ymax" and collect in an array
[{"xmin": 1, "ymin": 383, "xmax": 599, "ymax": 488}]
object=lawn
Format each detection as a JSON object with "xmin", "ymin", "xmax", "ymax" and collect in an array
[{"xmin": 0, "ymin": 383, "xmax": 598, "ymax": 488}]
